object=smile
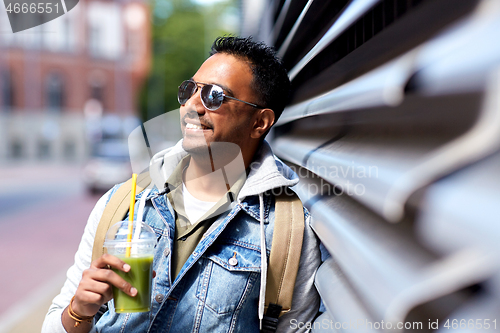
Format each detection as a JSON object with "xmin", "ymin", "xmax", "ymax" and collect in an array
[{"xmin": 185, "ymin": 123, "xmax": 211, "ymax": 130}]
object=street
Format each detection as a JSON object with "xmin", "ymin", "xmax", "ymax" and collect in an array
[{"xmin": 0, "ymin": 164, "xmax": 102, "ymax": 333}]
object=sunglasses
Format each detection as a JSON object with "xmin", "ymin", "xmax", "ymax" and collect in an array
[{"xmin": 178, "ymin": 79, "xmax": 265, "ymax": 111}]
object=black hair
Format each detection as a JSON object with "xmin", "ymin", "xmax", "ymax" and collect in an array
[{"xmin": 210, "ymin": 36, "xmax": 291, "ymax": 124}]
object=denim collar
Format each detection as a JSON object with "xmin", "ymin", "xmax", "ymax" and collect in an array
[{"xmin": 149, "ymin": 139, "xmax": 299, "ymax": 202}]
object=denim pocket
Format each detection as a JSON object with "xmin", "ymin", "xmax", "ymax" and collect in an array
[{"xmin": 196, "ymin": 240, "xmax": 261, "ymax": 315}]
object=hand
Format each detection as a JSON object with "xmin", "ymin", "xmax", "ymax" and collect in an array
[{"xmin": 72, "ymin": 254, "xmax": 137, "ymax": 317}]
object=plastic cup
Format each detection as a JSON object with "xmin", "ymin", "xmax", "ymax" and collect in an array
[{"xmin": 104, "ymin": 221, "xmax": 157, "ymax": 313}]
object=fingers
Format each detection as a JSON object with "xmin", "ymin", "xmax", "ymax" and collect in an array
[
  {"xmin": 72, "ymin": 254, "xmax": 138, "ymax": 317},
  {"xmin": 72, "ymin": 276, "xmax": 110, "ymax": 317},
  {"xmin": 88, "ymin": 254, "xmax": 137, "ymax": 297},
  {"xmin": 76, "ymin": 279, "xmax": 112, "ymax": 305},
  {"xmin": 92, "ymin": 253, "xmax": 131, "ymax": 273},
  {"xmin": 82, "ymin": 267, "xmax": 137, "ymax": 297}
]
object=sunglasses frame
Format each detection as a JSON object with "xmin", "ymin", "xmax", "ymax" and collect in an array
[{"xmin": 178, "ymin": 79, "xmax": 265, "ymax": 111}]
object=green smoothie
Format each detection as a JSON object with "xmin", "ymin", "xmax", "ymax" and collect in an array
[{"xmin": 112, "ymin": 255, "xmax": 154, "ymax": 313}]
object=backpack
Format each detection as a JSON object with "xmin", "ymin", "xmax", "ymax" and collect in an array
[{"xmin": 91, "ymin": 172, "xmax": 304, "ymax": 332}]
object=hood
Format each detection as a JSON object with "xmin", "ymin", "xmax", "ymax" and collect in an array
[{"xmin": 149, "ymin": 139, "xmax": 299, "ymax": 201}]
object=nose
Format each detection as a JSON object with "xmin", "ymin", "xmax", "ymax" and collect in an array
[{"xmin": 183, "ymin": 86, "xmax": 206, "ymax": 114}]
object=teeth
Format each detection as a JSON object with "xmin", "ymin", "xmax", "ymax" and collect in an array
[{"xmin": 186, "ymin": 123, "xmax": 203, "ymax": 130}]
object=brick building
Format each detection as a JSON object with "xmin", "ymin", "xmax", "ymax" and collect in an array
[{"xmin": 0, "ymin": 0, "xmax": 151, "ymax": 162}]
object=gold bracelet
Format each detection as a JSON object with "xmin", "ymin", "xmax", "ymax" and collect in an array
[{"xmin": 68, "ymin": 296, "xmax": 94, "ymax": 327}]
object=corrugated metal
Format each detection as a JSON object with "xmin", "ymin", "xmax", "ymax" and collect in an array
[
  {"xmin": 241, "ymin": 0, "xmax": 500, "ymax": 331},
  {"xmin": 287, "ymin": 0, "xmax": 381, "ymax": 80}
]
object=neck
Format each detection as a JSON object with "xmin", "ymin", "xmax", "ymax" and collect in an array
[{"xmin": 184, "ymin": 144, "xmax": 256, "ymax": 201}]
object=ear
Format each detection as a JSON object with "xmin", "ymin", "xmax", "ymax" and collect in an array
[{"xmin": 251, "ymin": 108, "xmax": 275, "ymax": 139}]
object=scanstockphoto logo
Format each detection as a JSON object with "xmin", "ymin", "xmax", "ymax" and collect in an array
[
  {"xmin": 3, "ymin": 0, "xmax": 78, "ymax": 32},
  {"xmin": 128, "ymin": 112, "xmax": 248, "ymax": 227}
]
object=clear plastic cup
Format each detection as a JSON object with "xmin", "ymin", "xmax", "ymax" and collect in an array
[{"xmin": 104, "ymin": 221, "xmax": 156, "ymax": 313}]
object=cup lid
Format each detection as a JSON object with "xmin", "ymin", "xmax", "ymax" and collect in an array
[{"xmin": 104, "ymin": 221, "xmax": 157, "ymax": 246}]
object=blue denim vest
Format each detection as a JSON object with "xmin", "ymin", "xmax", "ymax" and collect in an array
[{"xmin": 95, "ymin": 186, "xmax": 280, "ymax": 333}]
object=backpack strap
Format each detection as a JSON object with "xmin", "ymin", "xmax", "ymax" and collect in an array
[
  {"xmin": 264, "ymin": 190, "xmax": 305, "ymax": 323},
  {"xmin": 91, "ymin": 172, "xmax": 152, "ymax": 263}
]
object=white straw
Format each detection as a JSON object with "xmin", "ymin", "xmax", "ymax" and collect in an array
[{"xmin": 132, "ymin": 189, "xmax": 151, "ymax": 254}]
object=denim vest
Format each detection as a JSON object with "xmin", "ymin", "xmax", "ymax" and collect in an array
[{"xmin": 94, "ymin": 186, "xmax": 280, "ymax": 333}]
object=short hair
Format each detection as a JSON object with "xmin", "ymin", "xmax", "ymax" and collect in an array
[{"xmin": 210, "ymin": 36, "xmax": 291, "ymax": 123}]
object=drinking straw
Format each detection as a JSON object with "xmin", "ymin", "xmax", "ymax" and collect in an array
[
  {"xmin": 133, "ymin": 188, "xmax": 150, "ymax": 239},
  {"xmin": 126, "ymin": 173, "xmax": 138, "ymax": 257}
]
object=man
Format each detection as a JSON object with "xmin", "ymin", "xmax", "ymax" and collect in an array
[{"xmin": 43, "ymin": 36, "xmax": 321, "ymax": 333}]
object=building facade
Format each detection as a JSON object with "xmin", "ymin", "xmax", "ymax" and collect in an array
[{"xmin": 0, "ymin": 0, "xmax": 150, "ymax": 163}]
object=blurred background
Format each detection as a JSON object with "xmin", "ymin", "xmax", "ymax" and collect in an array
[
  {"xmin": 2, "ymin": 0, "xmax": 500, "ymax": 332},
  {"xmin": 0, "ymin": 0, "xmax": 238, "ymax": 331}
]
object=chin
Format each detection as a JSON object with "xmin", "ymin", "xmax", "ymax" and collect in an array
[{"xmin": 182, "ymin": 138, "xmax": 211, "ymax": 155}]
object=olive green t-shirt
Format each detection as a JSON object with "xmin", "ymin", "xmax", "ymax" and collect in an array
[{"xmin": 166, "ymin": 156, "xmax": 245, "ymax": 280}]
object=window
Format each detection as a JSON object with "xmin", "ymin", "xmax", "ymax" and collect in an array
[
  {"xmin": 90, "ymin": 83, "xmax": 105, "ymax": 110},
  {"xmin": 9, "ymin": 140, "xmax": 23, "ymax": 159},
  {"xmin": 89, "ymin": 24, "xmax": 101, "ymax": 57},
  {"xmin": 1, "ymin": 70, "xmax": 13, "ymax": 110},
  {"xmin": 63, "ymin": 140, "xmax": 76, "ymax": 160},
  {"xmin": 45, "ymin": 73, "xmax": 64, "ymax": 111},
  {"xmin": 37, "ymin": 140, "xmax": 51, "ymax": 159},
  {"xmin": 87, "ymin": 2, "xmax": 123, "ymax": 59}
]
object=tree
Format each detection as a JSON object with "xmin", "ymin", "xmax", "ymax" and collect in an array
[{"xmin": 139, "ymin": 0, "xmax": 237, "ymax": 121}]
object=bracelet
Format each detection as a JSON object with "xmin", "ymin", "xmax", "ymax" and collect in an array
[{"xmin": 68, "ymin": 296, "xmax": 94, "ymax": 327}]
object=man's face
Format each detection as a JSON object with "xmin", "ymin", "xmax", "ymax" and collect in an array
[{"xmin": 180, "ymin": 53, "xmax": 259, "ymax": 157}]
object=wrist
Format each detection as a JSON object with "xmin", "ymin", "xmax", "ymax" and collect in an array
[
  {"xmin": 70, "ymin": 296, "xmax": 95, "ymax": 317},
  {"xmin": 68, "ymin": 296, "xmax": 95, "ymax": 327}
]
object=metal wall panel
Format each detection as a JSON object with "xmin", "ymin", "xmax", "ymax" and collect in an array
[{"xmin": 241, "ymin": 0, "xmax": 500, "ymax": 331}]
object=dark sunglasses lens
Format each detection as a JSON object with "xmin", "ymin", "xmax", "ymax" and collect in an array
[
  {"xmin": 178, "ymin": 80, "xmax": 196, "ymax": 105},
  {"xmin": 201, "ymin": 85, "xmax": 224, "ymax": 111}
]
